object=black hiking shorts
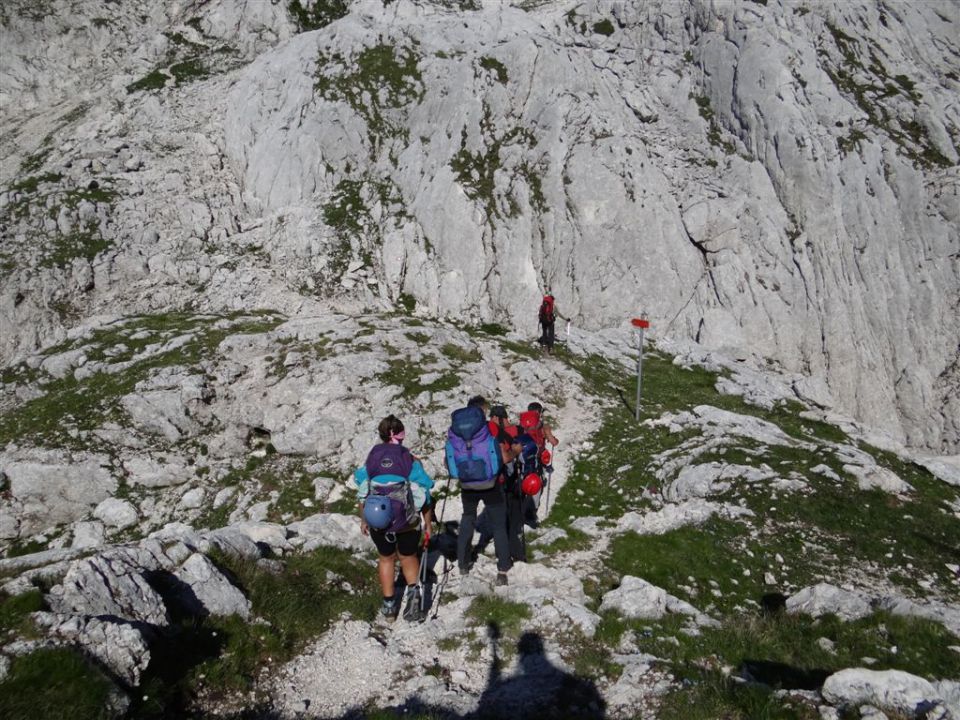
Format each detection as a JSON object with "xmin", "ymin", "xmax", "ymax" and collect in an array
[{"xmin": 371, "ymin": 527, "xmax": 420, "ymax": 557}]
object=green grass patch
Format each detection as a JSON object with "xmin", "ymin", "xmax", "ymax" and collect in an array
[
  {"xmin": 592, "ymin": 19, "xmax": 615, "ymax": 36},
  {"xmin": 0, "ymin": 647, "xmax": 116, "ymax": 720},
  {"xmin": 607, "ymin": 519, "xmax": 770, "ymax": 613},
  {"xmin": 315, "ymin": 43, "xmax": 424, "ymax": 151},
  {"xmin": 127, "ymin": 69, "xmax": 169, "ymax": 93},
  {"xmin": 466, "ymin": 595, "xmax": 531, "ymax": 639},
  {"xmin": 170, "ymin": 58, "xmax": 209, "ymax": 85},
  {"xmin": 0, "ymin": 588, "xmax": 44, "ymax": 638},
  {"xmin": 440, "ymin": 343, "xmax": 481, "ymax": 365},
  {"xmin": 288, "ymin": 0, "xmax": 348, "ymax": 32},
  {"xmin": 479, "ymin": 56, "xmax": 508, "ymax": 84},
  {"xmin": 39, "ymin": 222, "xmax": 112, "ymax": 268},
  {"xmin": 376, "ymin": 363, "xmax": 459, "ymax": 399},
  {"xmin": 5, "ymin": 538, "xmax": 48, "ymax": 558},
  {"xmin": 449, "ymin": 109, "xmax": 536, "ymax": 219}
]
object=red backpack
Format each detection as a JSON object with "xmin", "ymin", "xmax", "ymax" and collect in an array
[{"xmin": 539, "ymin": 295, "xmax": 555, "ymax": 324}]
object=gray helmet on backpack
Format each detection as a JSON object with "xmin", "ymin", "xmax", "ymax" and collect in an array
[{"xmin": 363, "ymin": 495, "xmax": 392, "ymax": 530}]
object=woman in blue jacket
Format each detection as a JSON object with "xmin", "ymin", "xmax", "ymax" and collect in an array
[{"xmin": 354, "ymin": 415, "xmax": 434, "ymax": 622}]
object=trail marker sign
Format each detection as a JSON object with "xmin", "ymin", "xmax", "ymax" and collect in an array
[{"xmin": 631, "ymin": 315, "xmax": 649, "ymax": 420}]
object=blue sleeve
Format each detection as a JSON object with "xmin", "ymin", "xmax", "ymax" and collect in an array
[
  {"xmin": 445, "ymin": 440, "xmax": 459, "ymax": 479},
  {"xmin": 410, "ymin": 461, "xmax": 434, "ymax": 505},
  {"xmin": 409, "ymin": 461, "xmax": 434, "ymax": 491},
  {"xmin": 354, "ymin": 467, "xmax": 370, "ymax": 501}
]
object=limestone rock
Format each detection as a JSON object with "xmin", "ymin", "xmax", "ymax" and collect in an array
[
  {"xmin": 34, "ymin": 612, "xmax": 151, "ymax": 686},
  {"xmin": 821, "ymin": 668, "xmax": 942, "ymax": 717},
  {"xmin": 172, "ymin": 553, "xmax": 250, "ymax": 619},
  {"xmin": 71, "ymin": 521, "xmax": 106, "ymax": 549},
  {"xmin": 599, "ymin": 576, "xmax": 714, "ymax": 626},
  {"xmin": 786, "ymin": 583, "xmax": 873, "ymax": 622},
  {"xmin": 93, "ymin": 498, "xmax": 138, "ymax": 529},
  {"xmin": 0, "ymin": 449, "xmax": 117, "ymax": 537},
  {"xmin": 618, "ymin": 499, "xmax": 753, "ymax": 535},
  {"xmin": 287, "ymin": 513, "xmax": 367, "ymax": 552},
  {"xmin": 48, "ymin": 551, "xmax": 169, "ymax": 626}
]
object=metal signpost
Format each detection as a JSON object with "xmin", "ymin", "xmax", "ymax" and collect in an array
[{"xmin": 631, "ymin": 315, "xmax": 650, "ymax": 421}]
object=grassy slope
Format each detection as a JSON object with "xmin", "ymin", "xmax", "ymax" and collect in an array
[{"xmin": 542, "ymin": 346, "xmax": 960, "ymax": 718}]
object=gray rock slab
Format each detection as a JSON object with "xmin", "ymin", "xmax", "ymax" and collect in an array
[
  {"xmin": 0, "ymin": 449, "xmax": 117, "ymax": 536},
  {"xmin": 821, "ymin": 668, "xmax": 942, "ymax": 717},
  {"xmin": 786, "ymin": 583, "xmax": 873, "ymax": 622},
  {"xmin": 172, "ymin": 553, "xmax": 250, "ymax": 619}
]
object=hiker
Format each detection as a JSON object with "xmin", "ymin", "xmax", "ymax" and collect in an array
[
  {"xmin": 446, "ymin": 396, "xmax": 513, "ymax": 585},
  {"xmin": 518, "ymin": 402, "xmax": 559, "ymax": 527},
  {"xmin": 538, "ymin": 290, "xmax": 559, "ymax": 354},
  {"xmin": 355, "ymin": 414, "xmax": 434, "ymax": 622},
  {"xmin": 475, "ymin": 405, "xmax": 526, "ymax": 563}
]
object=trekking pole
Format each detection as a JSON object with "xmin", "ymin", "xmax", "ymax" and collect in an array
[
  {"xmin": 419, "ymin": 526, "xmax": 430, "ymax": 613},
  {"xmin": 544, "ymin": 451, "xmax": 554, "ymax": 518}
]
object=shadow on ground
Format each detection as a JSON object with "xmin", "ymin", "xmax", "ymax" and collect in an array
[{"xmin": 219, "ymin": 625, "xmax": 606, "ymax": 720}]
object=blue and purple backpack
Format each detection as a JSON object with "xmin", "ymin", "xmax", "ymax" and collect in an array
[
  {"xmin": 445, "ymin": 406, "xmax": 501, "ymax": 491},
  {"xmin": 363, "ymin": 443, "xmax": 419, "ymax": 534}
]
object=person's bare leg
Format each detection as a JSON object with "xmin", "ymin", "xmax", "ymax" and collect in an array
[
  {"xmin": 399, "ymin": 553, "xmax": 420, "ymax": 586},
  {"xmin": 378, "ymin": 554, "xmax": 397, "ymax": 596}
]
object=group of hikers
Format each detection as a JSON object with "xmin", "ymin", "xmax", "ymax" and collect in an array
[
  {"xmin": 352, "ymin": 291, "xmax": 563, "ymax": 623},
  {"xmin": 353, "ymin": 396, "xmax": 559, "ymax": 623}
]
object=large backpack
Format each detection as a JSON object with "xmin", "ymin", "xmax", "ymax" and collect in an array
[
  {"xmin": 445, "ymin": 406, "xmax": 501, "ymax": 491},
  {"xmin": 539, "ymin": 295, "xmax": 555, "ymax": 324},
  {"xmin": 364, "ymin": 443, "xmax": 419, "ymax": 534}
]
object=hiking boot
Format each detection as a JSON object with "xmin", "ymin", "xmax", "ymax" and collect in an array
[
  {"xmin": 496, "ymin": 572, "xmax": 509, "ymax": 587},
  {"xmin": 380, "ymin": 597, "xmax": 400, "ymax": 622},
  {"xmin": 458, "ymin": 561, "xmax": 473, "ymax": 576},
  {"xmin": 403, "ymin": 587, "xmax": 424, "ymax": 622}
]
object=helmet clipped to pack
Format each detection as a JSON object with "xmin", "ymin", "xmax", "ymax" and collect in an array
[
  {"xmin": 363, "ymin": 495, "xmax": 393, "ymax": 530},
  {"xmin": 521, "ymin": 473, "xmax": 543, "ymax": 496},
  {"xmin": 540, "ymin": 449, "xmax": 552, "ymax": 465}
]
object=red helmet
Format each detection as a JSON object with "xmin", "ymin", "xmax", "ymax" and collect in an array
[
  {"xmin": 521, "ymin": 473, "xmax": 542, "ymax": 496},
  {"xmin": 540, "ymin": 449, "xmax": 552, "ymax": 465},
  {"xmin": 519, "ymin": 410, "xmax": 540, "ymax": 429}
]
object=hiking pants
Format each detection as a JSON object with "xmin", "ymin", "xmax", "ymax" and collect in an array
[
  {"xmin": 542, "ymin": 319, "xmax": 555, "ymax": 349},
  {"xmin": 505, "ymin": 488, "xmax": 526, "ymax": 562},
  {"xmin": 459, "ymin": 486, "xmax": 511, "ymax": 573}
]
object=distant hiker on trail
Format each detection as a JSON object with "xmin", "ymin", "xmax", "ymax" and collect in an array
[
  {"xmin": 518, "ymin": 402, "xmax": 559, "ymax": 528},
  {"xmin": 474, "ymin": 405, "xmax": 526, "ymax": 563},
  {"xmin": 355, "ymin": 414, "xmax": 434, "ymax": 623},
  {"xmin": 537, "ymin": 290, "xmax": 559, "ymax": 354},
  {"xmin": 446, "ymin": 396, "xmax": 513, "ymax": 585}
]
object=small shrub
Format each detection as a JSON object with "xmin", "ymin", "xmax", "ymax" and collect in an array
[{"xmin": 592, "ymin": 19, "xmax": 615, "ymax": 36}]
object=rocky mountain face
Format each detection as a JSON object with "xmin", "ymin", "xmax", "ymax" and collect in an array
[
  {"xmin": 0, "ymin": 1, "xmax": 959, "ymax": 719},
  {"xmin": 0, "ymin": 0, "xmax": 958, "ymax": 452}
]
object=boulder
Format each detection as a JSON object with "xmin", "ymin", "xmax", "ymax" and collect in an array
[
  {"xmin": 287, "ymin": 513, "xmax": 366, "ymax": 552},
  {"xmin": 48, "ymin": 551, "xmax": 169, "ymax": 626},
  {"xmin": 599, "ymin": 576, "xmax": 714, "ymax": 626},
  {"xmin": 172, "ymin": 553, "xmax": 251, "ymax": 619},
  {"xmin": 34, "ymin": 612, "xmax": 151, "ymax": 686},
  {"xmin": 71, "ymin": 520, "xmax": 106, "ymax": 548},
  {"xmin": 821, "ymin": 668, "xmax": 942, "ymax": 717},
  {"xmin": 93, "ymin": 498, "xmax": 138, "ymax": 529},
  {"xmin": 786, "ymin": 583, "xmax": 873, "ymax": 622}
]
